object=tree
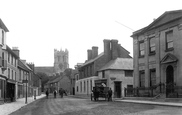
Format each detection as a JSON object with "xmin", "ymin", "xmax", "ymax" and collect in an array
[
  {"xmin": 36, "ymin": 72, "xmax": 49, "ymax": 92},
  {"xmin": 64, "ymin": 68, "xmax": 73, "ymax": 80}
]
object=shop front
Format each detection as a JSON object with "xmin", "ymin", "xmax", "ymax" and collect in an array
[{"xmin": 6, "ymin": 80, "xmax": 16, "ymax": 102}]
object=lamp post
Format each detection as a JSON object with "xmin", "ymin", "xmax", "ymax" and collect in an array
[{"xmin": 24, "ymin": 73, "xmax": 28, "ymax": 104}]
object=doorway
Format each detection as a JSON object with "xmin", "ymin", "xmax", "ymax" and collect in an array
[
  {"xmin": 114, "ymin": 82, "xmax": 121, "ymax": 98},
  {"xmin": 166, "ymin": 65, "xmax": 174, "ymax": 97}
]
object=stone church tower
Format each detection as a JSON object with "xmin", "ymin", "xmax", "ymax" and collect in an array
[{"xmin": 54, "ymin": 48, "xmax": 69, "ymax": 73}]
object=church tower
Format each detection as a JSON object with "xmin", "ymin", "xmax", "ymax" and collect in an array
[{"xmin": 54, "ymin": 48, "xmax": 69, "ymax": 73}]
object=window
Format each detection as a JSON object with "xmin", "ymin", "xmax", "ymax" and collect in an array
[
  {"xmin": 12, "ymin": 70, "xmax": 13, "ymax": 80},
  {"xmin": 80, "ymin": 81, "xmax": 82, "ymax": 92},
  {"xmin": 102, "ymin": 71, "xmax": 105, "ymax": 78},
  {"xmin": 90, "ymin": 80, "xmax": 92, "ymax": 91},
  {"xmin": 139, "ymin": 41, "xmax": 144, "ymax": 57},
  {"xmin": 8, "ymin": 68, "xmax": 10, "ymax": 79},
  {"xmin": 19, "ymin": 69, "xmax": 21, "ymax": 81},
  {"xmin": 150, "ymin": 69, "xmax": 156, "ymax": 87},
  {"xmin": 166, "ymin": 31, "xmax": 173, "ymax": 50},
  {"xmin": 149, "ymin": 37, "xmax": 156, "ymax": 54},
  {"xmin": 11, "ymin": 56, "xmax": 13, "ymax": 65},
  {"xmin": 139, "ymin": 70, "xmax": 145, "ymax": 87},
  {"xmin": 2, "ymin": 30, "xmax": 4, "ymax": 45},
  {"xmin": 84, "ymin": 81, "xmax": 86, "ymax": 92},
  {"xmin": 125, "ymin": 70, "xmax": 133, "ymax": 77},
  {"xmin": 8, "ymin": 53, "xmax": 10, "ymax": 63}
]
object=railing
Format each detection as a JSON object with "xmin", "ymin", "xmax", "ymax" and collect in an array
[{"xmin": 124, "ymin": 83, "xmax": 165, "ymax": 97}]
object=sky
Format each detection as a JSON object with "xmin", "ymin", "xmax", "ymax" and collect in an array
[{"xmin": 0, "ymin": 0, "xmax": 182, "ymax": 69}]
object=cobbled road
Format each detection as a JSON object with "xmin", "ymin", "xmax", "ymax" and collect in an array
[{"xmin": 10, "ymin": 95, "xmax": 182, "ymax": 115}]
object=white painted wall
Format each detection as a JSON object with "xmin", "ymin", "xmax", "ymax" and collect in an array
[{"xmin": 75, "ymin": 76, "xmax": 99, "ymax": 95}]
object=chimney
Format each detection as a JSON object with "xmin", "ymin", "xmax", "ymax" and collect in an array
[
  {"xmin": 87, "ymin": 49, "xmax": 92, "ymax": 60},
  {"xmin": 111, "ymin": 39, "xmax": 118, "ymax": 60},
  {"xmin": 92, "ymin": 46, "xmax": 98, "ymax": 59},
  {"xmin": 27, "ymin": 63, "xmax": 35, "ymax": 72},
  {"xmin": 12, "ymin": 47, "xmax": 19, "ymax": 58},
  {"xmin": 103, "ymin": 39, "xmax": 111, "ymax": 61}
]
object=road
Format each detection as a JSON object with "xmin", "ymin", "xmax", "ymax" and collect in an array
[{"xmin": 10, "ymin": 95, "xmax": 182, "ymax": 115}]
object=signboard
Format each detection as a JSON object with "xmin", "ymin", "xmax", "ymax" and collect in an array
[{"xmin": 22, "ymin": 80, "xmax": 28, "ymax": 83}]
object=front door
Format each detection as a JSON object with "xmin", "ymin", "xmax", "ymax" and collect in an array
[
  {"xmin": 114, "ymin": 82, "xmax": 121, "ymax": 98},
  {"xmin": 166, "ymin": 65, "xmax": 174, "ymax": 97}
]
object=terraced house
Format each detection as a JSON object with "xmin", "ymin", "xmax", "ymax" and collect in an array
[
  {"xmin": 0, "ymin": 19, "xmax": 9, "ymax": 104},
  {"xmin": 131, "ymin": 10, "xmax": 182, "ymax": 98}
]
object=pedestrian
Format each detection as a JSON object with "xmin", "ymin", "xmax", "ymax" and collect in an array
[
  {"xmin": 54, "ymin": 90, "xmax": 57, "ymax": 98},
  {"xmin": 59, "ymin": 88, "xmax": 64, "ymax": 98},
  {"xmin": 108, "ymin": 88, "xmax": 113, "ymax": 101},
  {"xmin": 46, "ymin": 89, "xmax": 49, "ymax": 99}
]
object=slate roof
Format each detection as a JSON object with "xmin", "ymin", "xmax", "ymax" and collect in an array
[
  {"xmin": 18, "ymin": 60, "xmax": 31, "ymax": 72},
  {"xmin": 81, "ymin": 52, "xmax": 104, "ymax": 67},
  {"xmin": 99, "ymin": 58, "xmax": 133, "ymax": 71},
  {"xmin": 0, "ymin": 19, "xmax": 9, "ymax": 32}
]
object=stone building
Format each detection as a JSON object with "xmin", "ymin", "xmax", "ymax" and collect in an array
[
  {"xmin": 131, "ymin": 10, "xmax": 182, "ymax": 97},
  {"xmin": 54, "ymin": 49, "xmax": 69, "ymax": 73},
  {"xmin": 75, "ymin": 39, "xmax": 132, "ymax": 96},
  {"xmin": 98, "ymin": 58, "xmax": 133, "ymax": 98}
]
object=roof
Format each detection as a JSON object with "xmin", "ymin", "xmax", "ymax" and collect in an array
[
  {"xmin": 0, "ymin": 19, "xmax": 9, "ymax": 32},
  {"xmin": 132, "ymin": 10, "xmax": 182, "ymax": 37},
  {"xmin": 99, "ymin": 58, "xmax": 133, "ymax": 71},
  {"xmin": 18, "ymin": 60, "xmax": 31, "ymax": 72},
  {"xmin": 81, "ymin": 52, "xmax": 104, "ymax": 67},
  {"xmin": 6, "ymin": 45, "xmax": 19, "ymax": 59}
]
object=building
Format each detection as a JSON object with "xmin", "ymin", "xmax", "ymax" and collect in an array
[
  {"xmin": 76, "ymin": 39, "xmax": 132, "ymax": 96},
  {"xmin": 98, "ymin": 58, "xmax": 133, "ymax": 98},
  {"xmin": 0, "ymin": 19, "xmax": 9, "ymax": 104},
  {"xmin": 27, "ymin": 63, "xmax": 42, "ymax": 96},
  {"xmin": 131, "ymin": 10, "xmax": 182, "ymax": 98},
  {"xmin": 54, "ymin": 49, "xmax": 69, "ymax": 73},
  {"xmin": 4, "ymin": 46, "xmax": 19, "ymax": 102}
]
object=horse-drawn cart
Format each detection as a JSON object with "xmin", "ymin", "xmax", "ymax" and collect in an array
[{"xmin": 91, "ymin": 86, "xmax": 109, "ymax": 101}]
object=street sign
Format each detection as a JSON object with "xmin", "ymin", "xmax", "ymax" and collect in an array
[{"xmin": 22, "ymin": 80, "xmax": 28, "ymax": 83}]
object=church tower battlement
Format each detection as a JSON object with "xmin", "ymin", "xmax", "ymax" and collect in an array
[{"xmin": 54, "ymin": 48, "xmax": 69, "ymax": 73}]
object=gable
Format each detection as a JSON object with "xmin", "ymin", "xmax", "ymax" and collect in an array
[
  {"xmin": 161, "ymin": 53, "xmax": 178, "ymax": 64},
  {"xmin": 133, "ymin": 10, "xmax": 182, "ymax": 36}
]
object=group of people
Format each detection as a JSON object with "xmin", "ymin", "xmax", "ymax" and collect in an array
[{"xmin": 45, "ymin": 88, "xmax": 67, "ymax": 99}]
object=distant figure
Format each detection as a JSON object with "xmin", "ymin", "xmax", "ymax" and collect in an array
[
  {"xmin": 108, "ymin": 88, "xmax": 113, "ymax": 101},
  {"xmin": 59, "ymin": 88, "xmax": 66, "ymax": 98},
  {"xmin": 46, "ymin": 90, "xmax": 49, "ymax": 99},
  {"xmin": 54, "ymin": 90, "xmax": 57, "ymax": 98}
]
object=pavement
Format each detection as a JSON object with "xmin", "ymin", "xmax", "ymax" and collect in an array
[
  {"xmin": 68, "ymin": 94, "xmax": 182, "ymax": 107},
  {"xmin": 1, "ymin": 94, "xmax": 182, "ymax": 115},
  {"xmin": 0, "ymin": 94, "xmax": 46, "ymax": 115}
]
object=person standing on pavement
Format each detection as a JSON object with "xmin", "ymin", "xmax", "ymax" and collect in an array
[
  {"xmin": 46, "ymin": 89, "xmax": 49, "ymax": 99},
  {"xmin": 108, "ymin": 88, "xmax": 113, "ymax": 101},
  {"xmin": 54, "ymin": 90, "xmax": 57, "ymax": 98}
]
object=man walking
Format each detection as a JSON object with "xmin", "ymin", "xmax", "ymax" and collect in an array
[{"xmin": 108, "ymin": 88, "xmax": 113, "ymax": 101}]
